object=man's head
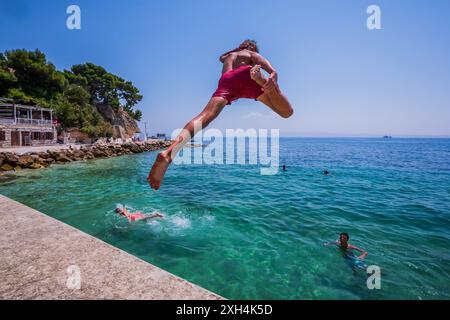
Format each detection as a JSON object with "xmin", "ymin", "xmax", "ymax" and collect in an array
[
  {"xmin": 115, "ymin": 207, "xmax": 124, "ymax": 215},
  {"xmin": 239, "ymin": 40, "xmax": 259, "ymax": 53},
  {"xmin": 339, "ymin": 232, "xmax": 349, "ymax": 244}
]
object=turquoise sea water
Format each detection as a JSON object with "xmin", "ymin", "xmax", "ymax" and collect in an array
[{"xmin": 1, "ymin": 138, "xmax": 449, "ymax": 299}]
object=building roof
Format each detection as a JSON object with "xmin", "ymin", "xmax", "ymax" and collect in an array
[{"xmin": 0, "ymin": 97, "xmax": 52, "ymax": 112}]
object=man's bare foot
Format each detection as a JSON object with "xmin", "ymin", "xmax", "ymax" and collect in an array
[
  {"xmin": 250, "ymin": 65, "xmax": 267, "ymax": 87},
  {"xmin": 147, "ymin": 151, "xmax": 172, "ymax": 190}
]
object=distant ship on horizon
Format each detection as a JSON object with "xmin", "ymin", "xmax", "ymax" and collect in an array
[{"xmin": 383, "ymin": 135, "xmax": 393, "ymax": 139}]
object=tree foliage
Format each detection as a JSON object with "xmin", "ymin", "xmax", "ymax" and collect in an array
[
  {"xmin": 133, "ymin": 109, "xmax": 143, "ymax": 121},
  {"xmin": 0, "ymin": 49, "xmax": 143, "ymax": 137},
  {"xmin": 68, "ymin": 63, "xmax": 142, "ymax": 113},
  {"xmin": 1, "ymin": 49, "xmax": 65, "ymax": 100}
]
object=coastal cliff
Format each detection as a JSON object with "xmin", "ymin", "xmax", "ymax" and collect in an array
[{"xmin": 97, "ymin": 104, "xmax": 140, "ymax": 139}]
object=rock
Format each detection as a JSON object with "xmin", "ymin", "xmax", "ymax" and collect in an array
[
  {"xmin": 85, "ymin": 152, "xmax": 95, "ymax": 159},
  {"xmin": 47, "ymin": 151, "xmax": 58, "ymax": 159},
  {"xmin": 93, "ymin": 150, "xmax": 107, "ymax": 157},
  {"xmin": 4, "ymin": 153, "xmax": 19, "ymax": 166},
  {"xmin": 35, "ymin": 157, "xmax": 53, "ymax": 167},
  {"xmin": 65, "ymin": 151, "xmax": 75, "ymax": 158},
  {"xmin": 74, "ymin": 150, "xmax": 85, "ymax": 157},
  {"xmin": 29, "ymin": 163, "xmax": 44, "ymax": 169},
  {"xmin": 42, "ymin": 158, "xmax": 55, "ymax": 165},
  {"xmin": 55, "ymin": 153, "xmax": 72, "ymax": 163},
  {"xmin": 96, "ymin": 104, "xmax": 140, "ymax": 139},
  {"xmin": 1, "ymin": 163, "xmax": 14, "ymax": 171},
  {"xmin": 0, "ymin": 141, "xmax": 170, "ymax": 172},
  {"xmin": 37, "ymin": 152, "xmax": 49, "ymax": 159},
  {"xmin": 17, "ymin": 155, "xmax": 35, "ymax": 168}
]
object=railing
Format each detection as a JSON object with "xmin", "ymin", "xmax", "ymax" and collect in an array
[
  {"xmin": 15, "ymin": 118, "xmax": 53, "ymax": 126},
  {"xmin": 0, "ymin": 118, "xmax": 15, "ymax": 124}
]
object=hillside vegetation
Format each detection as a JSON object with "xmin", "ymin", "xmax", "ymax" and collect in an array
[{"xmin": 0, "ymin": 49, "xmax": 143, "ymax": 137}]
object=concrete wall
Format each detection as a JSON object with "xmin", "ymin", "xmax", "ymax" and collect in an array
[{"xmin": 0, "ymin": 195, "xmax": 223, "ymax": 300}]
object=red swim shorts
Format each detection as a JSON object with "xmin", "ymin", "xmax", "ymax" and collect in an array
[{"xmin": 212, "ymin": 65, "xmax": 264, "ymax": 104}]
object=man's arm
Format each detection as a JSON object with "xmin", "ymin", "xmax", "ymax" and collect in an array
[
  {"xmin": 122, "ymin": 208, "xmax": 132, "ymax": 219},
  {"xmin": 324, "ymin": 241, "xmax": 339, "ymax": 247},
  {"xmin": 142, "ymin": 213, "xmax": 164, "ymax": 221},
  {"xmin": 250, "ymin": 52, "xmax": 280, "ymax": 93},
  {"xmin": 219, "ymin": 53, "xmax": 230, "ymax": 63},
  {"xmin": 349, "ymin": 244, "xmax": 368, "ymax": 260}
]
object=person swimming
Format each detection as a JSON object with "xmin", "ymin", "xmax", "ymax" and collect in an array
[
  {"xmin": 324, "ymin": 232, "xmax": 369, "ymax": 271},
  {"xmin": 115, "ymin": 206, "xmax": 164, "ymax": 222}
]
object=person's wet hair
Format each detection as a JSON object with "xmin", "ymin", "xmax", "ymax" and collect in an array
[
  {"xmin": 115, "ymin": 207, "xmax": 122, "ymax": 213},
  {"xmin": 340, "ymin": 232, "xmax": 349, "ymax": 240},
  {"xmin": 239, "ymin": 40, "xmax": 259, "ymax": 53}
]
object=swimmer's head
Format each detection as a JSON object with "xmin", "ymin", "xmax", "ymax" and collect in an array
[
  {"xmin": 339, "ymin": 232, "xmax": 349, "ymax": 243},
  {"xmin": 115, "ymin": 205, "xmax": 125, "ymax": 215}
]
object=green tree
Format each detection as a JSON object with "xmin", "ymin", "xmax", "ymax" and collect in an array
[
  {"xmin": 1, "ymin": 49, "xmax": 65, "ymax": 100},
  {"xmin": 68, "ymin": 62, "xmax": 143, "ymax": 112},
  {"xmin": 133, "ymin": 109, "xmax": 143, "ymax": 121},
  {"xmin": 0, "ymin": 49, "xmax": 143, "ymax": 137},
  {"xmin": 0, "ymin": 53, "xmax": 18, "ymax": 96}
]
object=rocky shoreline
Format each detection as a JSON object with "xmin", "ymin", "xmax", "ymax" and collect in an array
[{"xmin": 0, "ymin": 141, "xmax": 172, "ymax": 172}]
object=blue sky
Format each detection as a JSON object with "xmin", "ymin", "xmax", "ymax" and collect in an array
[{"xmin": 1, "ymin": 0, "xmax": 449, "ymax": 137}]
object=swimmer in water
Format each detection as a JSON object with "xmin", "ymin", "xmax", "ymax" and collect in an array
[
  {"xmin": 115, "ymin": 206, "xmax": 164, "ymax": 222},
  {"xmin": 324, "ymin": 233, "xmax": 369, "ymax": 271}
]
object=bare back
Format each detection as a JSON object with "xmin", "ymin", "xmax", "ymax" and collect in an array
[{"xmin": 221, "ymin": 49, "xmax": 255, "ymax": 74}]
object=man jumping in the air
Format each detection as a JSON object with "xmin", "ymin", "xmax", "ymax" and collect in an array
[{"xmin": 148, "ymin": 40, "xmax": 294, "ymax": 190}]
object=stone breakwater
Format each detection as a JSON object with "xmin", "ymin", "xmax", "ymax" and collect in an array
[{"xmin": 0, "ymin": 141, "xmax": 172, "ymax": 172}]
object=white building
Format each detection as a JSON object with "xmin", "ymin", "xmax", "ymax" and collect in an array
[{"xmin": 0, "ymin": 97, "xmax": 57, "ymax": 148}]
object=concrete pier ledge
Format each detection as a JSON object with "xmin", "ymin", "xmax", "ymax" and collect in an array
[{"xmin": 0, "ymin": 195, "xmax": 223, "ymax": 300}]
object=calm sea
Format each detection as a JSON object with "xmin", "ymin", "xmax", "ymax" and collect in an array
[{"xmin": 1, "ymin": 138, "xmax": 449, "ymax": 299}]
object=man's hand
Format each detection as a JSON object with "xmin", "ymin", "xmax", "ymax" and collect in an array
[
  {"xmin": 324, "ymin": 241, "xmax": 339, "ymax": 247},
  {"xmin": 358, "ymin": 252, "xmax": 368, "ymax": 260},
  {"xmin": 263, "ymin": 72, "xmax": 280, "ymax": 94}
]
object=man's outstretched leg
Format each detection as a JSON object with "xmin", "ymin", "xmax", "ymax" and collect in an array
[
  {"xmin": 148, "ymin": 97, "xmax": 228, "ymax": 190},
  {"xmin": 250, "ymin": 65, "xmax": 294, "ymax": 118}
]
